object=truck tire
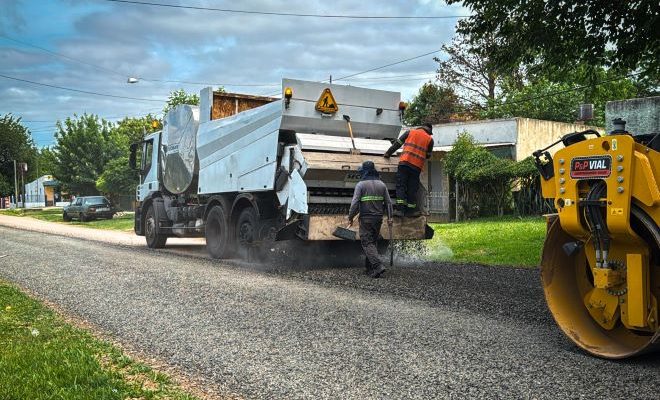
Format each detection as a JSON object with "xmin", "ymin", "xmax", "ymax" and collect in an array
[
  {"xmin": 63, "ymin": 211, "xmax": 71, "ymax": 222},
  {"xmin": 79, "ymin": 213, "xmax": 87, "ymax": 222},
  {"xmin": 206, "ymin": 205, "xmax": 231, "ymax": 259},
  {"xmin": 236, "ymin": 207, "xmax": 258, "ymax": 257},
  {"xmin": 145, "ymin": 205, "xmax": 167, "ymax": 248}
]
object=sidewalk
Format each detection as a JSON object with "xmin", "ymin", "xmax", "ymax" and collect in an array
[{"xmin": 0, "ymin": 214, "xmax": 205, "ymax": 250}]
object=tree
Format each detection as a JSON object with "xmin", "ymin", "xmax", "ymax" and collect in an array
[
  {"xmin": 447, "ymin": 0, "xmax": 659, "ymax": 78},
  {"xmin": 162, "ymin": 89, "xmax": 200, "ymax": 115},
  {"xmin": 95, "ymin": 115, "xmax": 162, "ymax": 197},
  {"xmin": 484, "ymin": 65, "xmax": 641, "ymax": 126},
  {"xmin": 52, "ymin": 114, "xmax": 119, "ymax": 195},
  {"xmin": 434, "ymin": 32, "xmax": 510, "ymax": 109},
  {"xmin": 36, "ymin": 147, "xmax": 58, "ymax": 176},
  {"xmin": 445, "ymin": 132, "xmax": 539, "ymax": 217},
  {"xmin": 404, "ymin": 83, "xmax": 466, "ymax": 125},
  {"xmin": 0, "ymin": 114, "xmax": 38, "ymax": 196},
  {"xmin": 96, "ymin": 156, "xmax": 137, "ymax": 195},
  {"xmin": 112, "ymin": 114, "xmax": 162, "ymax": 154}
]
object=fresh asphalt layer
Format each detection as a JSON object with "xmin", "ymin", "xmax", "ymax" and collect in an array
[{"xmin": 1, "ymin": 226, "xmax": 660, "ymax": 399}]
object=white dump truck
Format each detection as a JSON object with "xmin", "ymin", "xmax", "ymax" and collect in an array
[{"xmin": 130, "ymin": 79, "xmax": 433, "ymax": 258}]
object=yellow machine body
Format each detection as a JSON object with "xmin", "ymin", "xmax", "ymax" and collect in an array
[{"xmin": 538, "ymin": 133, "xmax": 660, "ymax": 358}]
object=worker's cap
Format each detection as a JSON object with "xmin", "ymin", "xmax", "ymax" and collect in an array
[
  {"xmin": 422, "ymin": 122, "xmax": 433, "ymax": 134},
  {"xmin": 358, "ymin": 160, "xmax": 378, "ymax": 179},
  {"xmin": 358, "ymin": 160, "xmax": 376, "ymax": 173}
]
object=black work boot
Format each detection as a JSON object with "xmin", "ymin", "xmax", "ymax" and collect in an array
[{"xmin": 364, "ymin": 258, "xmax": 374, "ymax": 275}]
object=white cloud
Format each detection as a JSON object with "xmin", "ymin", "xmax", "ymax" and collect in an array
[{"xmin": 1, "ymin": 0, "xmax": 465, "ymax": 146}]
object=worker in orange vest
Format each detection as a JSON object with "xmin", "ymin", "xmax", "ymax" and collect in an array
[{"xmin": 383, "ymin": 123, "xmax": 434, "ymax": 217}]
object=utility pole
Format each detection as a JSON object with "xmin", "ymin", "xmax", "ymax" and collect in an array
[
  {"xmin": 455, "ymin": 179, "xmax": 459, "ymax": 222},
  {"xmin": 13, "ymin": 160, "xmax": 18, "ymax": 208},
  {"xmin": 20, "ymin": 165, "xmax": 25, "ymax": 208},
  {"xmin": 329, "ymin": 75, "xmax": 332, "ymax": 84}
]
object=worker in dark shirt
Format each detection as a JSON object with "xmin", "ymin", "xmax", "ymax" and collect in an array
[
  {"xmin": 348, "ymin": 161, "xmax": 393, "ymax": 278},
  {"xmin": 383, "ymin": 123, "xmax": 434, "ymax": 217}
]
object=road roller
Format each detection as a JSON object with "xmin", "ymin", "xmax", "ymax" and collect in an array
[{"xmin": 534, "ymin": 119, "xmax": 660, "ymax": 358}]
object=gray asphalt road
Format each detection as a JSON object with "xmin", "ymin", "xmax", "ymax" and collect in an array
[{"xmin": 1, "ymin": 226, "xmax": 659, "ymax": 399}]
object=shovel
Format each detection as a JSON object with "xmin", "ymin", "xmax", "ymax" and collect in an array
[
  {"xmin": 333, "ymin": 219, "xmax": 357, "ymax": 241},
  {"xmin": 388, "ymin": 220, "xmax": 394, "ymax": 267},
  {"xmin": 342, "ymin": 115, "xmax": 361, "ymax": 155}
]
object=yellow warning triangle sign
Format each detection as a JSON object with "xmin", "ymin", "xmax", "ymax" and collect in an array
[{"xmin": 315, "ymin": 88, "xmax": 339, "ymax": 113}]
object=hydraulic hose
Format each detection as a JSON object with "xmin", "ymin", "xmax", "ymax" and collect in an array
[{"xmin": 585, "ymin": 181, "xmax": 609, "ymax": 268}]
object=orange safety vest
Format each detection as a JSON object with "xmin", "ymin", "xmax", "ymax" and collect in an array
[{"xmin": 400, "ymin": 128, "xmax": 432, "ymax": 170}]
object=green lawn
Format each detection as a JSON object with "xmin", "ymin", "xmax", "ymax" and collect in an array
[
  {"xmin": 0, "ymin": 208, "xmax": 134, "ymax": 231},
  {"xmin": 428, "ymin": 216, "xmax": 547, "ymax": 267},
  {"xmin": 0, "ymin": 280, "xmax": 196, "ymax": 400}
]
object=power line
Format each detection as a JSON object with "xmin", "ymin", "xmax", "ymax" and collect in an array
[
  {"xmin": 0, "ymin": 73, "xmax": 166, "ymax": 103},
  {"xmin": 343, "ymin": 75, "xmax": 436, "ymax": 83},
  {"xmin": 343, "ymin": 72, "xmax": 436, "ymax": 81},
  {"xmin": 493, "ymin": 72, "xmax": 643, "ymax": 108},
  {"xmin": 0, "ymin": 34, "xmax": 278, "ymax": 88},
  {"xmin": 331, "ymin": 50, "xmax": 442, "ymax": 81},
  {"xmin": 137, "ymin": 77, "xmax": 279, "ymax": 87},
  {"xmin": 15, "ymin": 107, "xmax": 163, "ymax": 127},
  {"xmin": 102, "ymin": 0, "xmax": 470, "ymax": 19},
  {"xmin": 262, "ymin": 50, "xmax": 441, "ymax": 96},
  {"xmin": 0, "ymin": 34, "xmax": 129, "ymax": 79}
]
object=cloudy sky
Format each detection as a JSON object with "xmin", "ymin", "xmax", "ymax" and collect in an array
[{"xmin": 1, "ymin": 0, "xmax": 469, "ymax": 147}]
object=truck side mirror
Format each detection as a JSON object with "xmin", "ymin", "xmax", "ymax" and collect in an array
[{"xmin": 129, "ymin": 143, "xmax": 138, "ymax": 170}]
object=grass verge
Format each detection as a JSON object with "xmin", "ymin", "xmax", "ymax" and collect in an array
[
  {"xmin": 0, "ymin": 280, "xmax": 197, "ymax": 400},
  {"xmin": 428, "ymin": 216, "xmax": 547, "ymax": 267},
  {"xmin": 0, "ymin": 208, "xmax": 133, "ymax": 231}
]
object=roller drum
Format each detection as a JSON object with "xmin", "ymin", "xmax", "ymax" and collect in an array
[{"xmin": 541, "ymin": 207, "xmax": 660, "ymax": 359}]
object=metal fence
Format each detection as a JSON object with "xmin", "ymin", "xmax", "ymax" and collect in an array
[{"xmin": 428, "ymin": 191, "xmax": 449, "ymax": 214}]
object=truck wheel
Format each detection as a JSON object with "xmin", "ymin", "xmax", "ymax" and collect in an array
[
  {"xmin": 206, "ymin": 205, "xmax": 231, "ymax": 259},
  {"xmin": 236, "ymin": 207, "xmax": 258, "ymax": 257},
  {"xmin": 145, "ymin": 205, "xmax": 167, "ymax": 248},
  {"xmin": 63, "ymin": 212, "xmax": 71, "ymax": 222},
  {"xmin": 79, "ymin": 213, "xmax": 86, "ymax": 222}
]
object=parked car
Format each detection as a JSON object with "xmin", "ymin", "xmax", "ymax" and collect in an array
[{"xmin": 63, "ymin": 196, "xmax": 115, "ymax": 222}]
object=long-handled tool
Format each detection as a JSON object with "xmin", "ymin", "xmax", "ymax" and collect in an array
[
  {"xmin": 388, "ymin": 219, "xmax": 394, "ymax": 267},
  {"xmin": 342, "ymin": 114, "xmax": 361, "ymax": 155}
]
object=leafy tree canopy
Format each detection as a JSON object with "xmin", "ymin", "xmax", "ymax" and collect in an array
[
  {"xmin": 112, "ymin": 114, "xmax": 162, "ymax": 153},
  {"xmin": 162, "ymin": 89, "xmax": 200, "ymax": 115},
  {"xmin": 445, "ymin": 132, "xmax": 538, "ymax": 216},
  {"xmin": 484, "ymin": 65, "xmax": 641, "ymax": 126},
  {"xmin": 96, "ymin": 156, "xmax": 137, "ymax": 195},
  {"xmin": 404, "ymin": 83, "xmax": 466, "ymax": 126},
  {"xmin": 36, "ymin": 147, "xmax": 58, "ymax": 177},
  {"xmin": 52, "ymin": 114, "xmax": 120, "ymax": 195},
  {"xmin": 434, "ymin": 31, "xmax": 505, "ymax": 108},
  {"xmin": 0, "ymin": 114, "xmax": 38, "ymax": 196},
  {"xmin": 448, "ymin": 0, "xmax": 659, "ymax": 79}
]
